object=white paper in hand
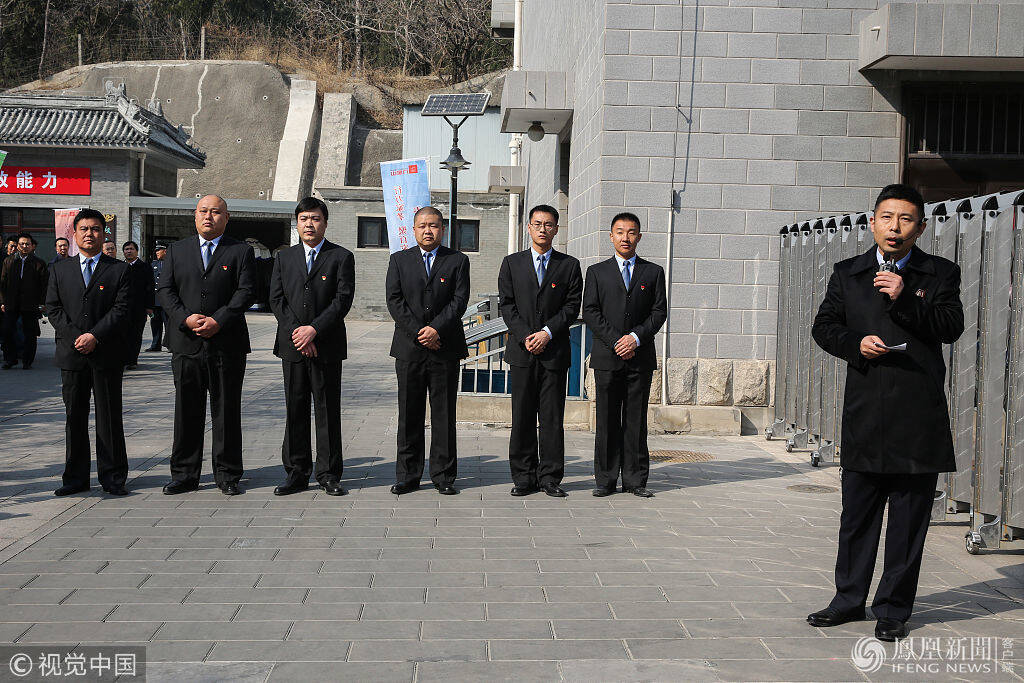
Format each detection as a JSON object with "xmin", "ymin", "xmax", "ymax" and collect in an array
[{"xmin": 874, "ymin": 342, "xmax": 907, "ymax": 352}]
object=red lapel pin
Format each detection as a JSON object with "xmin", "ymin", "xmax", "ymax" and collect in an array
[
  {"xmin": 916, "ymin": 288, "xmax": 926, "ymax": 298},
  {"xmin": 551, "ymin": 283, "xmax": 557, "ymax": 288},
  {"xmin": 640, "ymin": 284, "xmax": 646, "ymax": 290},
  {"xmin": 98, "ymin": 285, "xmax": 104, "ymax": 290},
  {"xmin": 221, "ymin": 265, "xmax": 228, "ymax": 271},
  {"xmin": 321, "ymin": 275, "xmax": 327, "ymax": 280},
  {"xmin": 440, "ymin": 277, "xmax": 446, "ymax": 283}
]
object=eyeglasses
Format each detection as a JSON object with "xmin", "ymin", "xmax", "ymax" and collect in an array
[{"xmin": 529, "ymin": 221, "xmax": 558, "ymax": 230}]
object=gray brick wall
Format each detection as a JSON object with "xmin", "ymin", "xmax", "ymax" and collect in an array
[
  {"xmin": 322, "ymin": 189, "xmax": 509, "ymax": 320},
  {"xmin": 518, "ymin": 0, "xmax": 908, "ymax": 363}
]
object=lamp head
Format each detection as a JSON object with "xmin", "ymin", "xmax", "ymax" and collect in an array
[{"xmin": 527, "ymin": 122, "xmax": 545, "ymax": 142}]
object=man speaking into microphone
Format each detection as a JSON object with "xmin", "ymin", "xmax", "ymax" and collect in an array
[{"xmin": 808, "ymin": 184, "xmax": 964, "ymax": 641}]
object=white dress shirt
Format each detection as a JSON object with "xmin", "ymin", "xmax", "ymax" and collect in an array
[
  {"xmin": 303, "ymin": 239, "xmax": 324, "ymax": 270},
  {"xmin": 79, "ymin": 252, "xmax": 100, "ymax": 281},
  {"xmin": 613, "ymin": 253, "xmax": 641, "ymax": 346},
  {"xmin": 532, "ymin": 246, "xmax": 553, "ymax": 340}
]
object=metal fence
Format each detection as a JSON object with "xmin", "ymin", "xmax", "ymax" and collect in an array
[{"xmin": 765, "ymin": 189, "xmax": 1024, "ymax": 554}]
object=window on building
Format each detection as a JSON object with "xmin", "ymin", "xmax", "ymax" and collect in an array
[
  {"xmin": 1, "ymin": 209, "xmax": 20, "ymax": 234},
  {"xmin": 904, "ymin": 83, "xmax": 1024, "ymax": 201},
  {"xmin": 357, "ymin": 216, "xmax": 389, "ymax": 248},
  {"xmin": 451, "ymin": 219, "xmax": 479, "ymax": 252}
]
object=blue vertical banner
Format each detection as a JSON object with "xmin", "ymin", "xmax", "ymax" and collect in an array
[{"xmin": 380, "ymin": 157, "xmax": 430, "ymax": 254}]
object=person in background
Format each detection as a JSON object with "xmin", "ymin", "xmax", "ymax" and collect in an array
[
  {"xmin": 0, "ymin": 232, "xmax": 48, "ymax": 369},
  {"xmin": 102, "ymin": 240, "xmax": 117, "ymax": 258},
  {"xmin": 50, "ymin": 237, "xmax": 70, "ymax": 266},
  {"xmin": 122, "ymin": 241, "xmax": 154, "ymax": 370},
  {"xmin": 146, "ymin": 244, "xmax": 168, "ymax": 352}
]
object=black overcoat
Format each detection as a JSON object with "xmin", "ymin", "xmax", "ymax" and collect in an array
[
  {"xmin": 811, "ymin": 246, "xmax": 964, "ymax": 473},
  {"xmin": 498, "ymin": 249, "xmax": 583, "ymax": 370}
]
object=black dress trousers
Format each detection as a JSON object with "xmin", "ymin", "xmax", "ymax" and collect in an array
[
  {"xmin": 828, "ymin": 470, "xmax": 938, "ymax": 622},
  {"xmin": 129, "ymin": 313, "xmax": 147, "ymax": 364},
  {"xmin": 509, "ymin": 362, "xmax": 567, "ymax": 488},
  {"xmin": 61, "ymin": 366, "xmax": 129, "ymax": 489},
  {"xmin": 395, "ymin": 357, "xmax": 458, "ymax": 488},
  {"xmin": 3, "ymin": 309, "xmax": 38, "ymax": 364},
  {"xmin": 594, "ymin": 366, "xmax": 653, "ymax": 491},
  {"xmin": 170, "ymin": 351, "xmax": 246, "ymax": 487},
  {"xmin": 282, "ymin": 358, "xmax": 343, "ymax": 484},
  {"xmin": 149, "ymin": 309, "xmax": 165, "ymax": 349}
]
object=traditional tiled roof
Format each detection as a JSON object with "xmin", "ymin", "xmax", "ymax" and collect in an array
[{"xmin": 0, "ymin": 82, "xmax": 205, "ymax": 168}]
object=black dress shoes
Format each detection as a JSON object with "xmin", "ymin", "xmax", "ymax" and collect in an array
[
  {"xmin": 435, "ymin": 484, "xmax": 458, "ymax": 495},
  {"xmin": 274, "ymin": 480, "xmax": 308, "ymax": 496},
  {"xmin": 54, "ymin": 483, "xmax": 90, "ymax": 496},
  {"xmin": 510, "ymin": 485, "xmax": 538, "ymax": 497},
  {"xmin": 125, "ymin": 363, "xmax": 137, "ymax": 370},
  {"xmin": 592, "ymin": 486, "xmax": 616, "ymax": 497},
  {"xmin": 162, "ymin": 480, "xmax": 199, "ymax": 495},
  {"xmin": 875, "ymin": 617, "xmax": 909, "ymax": 641},
  {"xmin": 390, "ymin": 482, "xmax": 419, "ymax": 495},
  {"xmin": 320, "ymin": 478, "xmax": 347, "ymax": 496},
  {"xmin": 103, "ymin": 485, "xmax": 129, "ymax": 496},
  {"xmin": 1, "ymin": 362, "xmax": 15, "ymax": 369},
  {"xmin": 626, "ymin": 487, "xmax": 655, "ymax": 498},
  {"xmin": 144, "ymin": 347, "xmax": 160, "ymax": 352},
  {"xmin": 542, "ymin": 483, "xmax": 568, "ymax": 498},
  {"xmin": 806, "ymin": 606, "xmax": 866, "ymax": 627},
  {"xmin": 220, "ymin": 483, "xmax": 242, "ymax": 496}
]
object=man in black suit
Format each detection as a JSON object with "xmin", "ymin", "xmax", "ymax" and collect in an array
[
  {"xmin": 269, "ymin": 197, "xmax": 355, "ymax": 497},
  {"xmin": 122, "ymin": 240, "xmax": 154, "ymax": 370},
  {"xmin": 157, "ymin": 195, "xmax": 256, "ymax": 496},
  {"xmin": 49, "ymin": 237, "xmax": 70, "ymax": 266},
  {"xmin": 45, "ymin": 209, "xmax": 133, "ymax": 496},
  {"xmin": 146, "ymin": 244, "xmax": 168, "ymax": 352},
  {"xmin": 808, "ymin": 184, "xmax": 964, "ymax": 641},
  {"xmin": 386, "ymin": 206, "xmax": 470, "ymax": 495},
  {"xmin": 498, "ymin": 204, "xmax": 582, "ymax": 497},
  {"xmin": 582, "ymin": 212, "xmax": 667, "ymax": 498},
  {"xmin": 1, "ymin": 232, "xmax": 48, "ymax": 369}
]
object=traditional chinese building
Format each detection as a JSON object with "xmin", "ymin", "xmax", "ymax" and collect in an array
[{"xmin": 0, "ymin": 82, "xmax": 206, "ymax": 259}]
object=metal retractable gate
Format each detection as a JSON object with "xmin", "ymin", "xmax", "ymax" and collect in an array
[{"xmin": 769, "ymin": 190, "xmax": 1024, "ymax": 553}]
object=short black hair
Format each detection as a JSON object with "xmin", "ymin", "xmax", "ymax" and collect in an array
[
  {"xmin": 122, "ymin": 241, "xmax": 139, "ymax": 250},
  {"xmin": 610, "ymin": 212, "xmax": 642, "ymax": 232},
  {"xmin": 295, "ymin": 196, "xmax": 329, "ymax": 221},
  {"xmin": 73, "ymin": 208, "xmax": 107, "ymax": 229},
  {"xmin": 873, "ymin": 184, "xmax": 925, "ymax": 219},
  {"xmin": 103, "ymin": 238, "xmax": 115, "ymax": 244},
  {"xmin": 414, "ymin": 206, "xmax": 444, "ymax": 222},
  {"xmin": 55, "ymin": 237, "xmax": 69, "ymax": 245},
  {"xmin": 528, "ymin": 205, "xmax": 559, "ymax": 224},
  {"xmin": 15, "ymin": 231, "xmax": 34, "ymax": 244}
]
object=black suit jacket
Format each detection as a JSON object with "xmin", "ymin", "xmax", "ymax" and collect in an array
[
  {"xmin": 125, "ymin": 259, "xmax": 155, "ymax": 315},
  {"xmin": 156, "ymin": 235, "xmax": 257, "ymax": 356},
  {"xmin": 812, "ymin": 246, "xmax": 964, "ymax": 474},
  {"xmin": 583, "ymin": 256, "xmax": 667, "ymax": 372},
  {"xmin": 498, "ymin": 249, "xmax": 583, "ymax": 370},
  {"xmin": 269, "ymin": 240, "xmax": 355, "ymax": 363},
  {"xmin": 1, "ymin": 253, "xmax": 48, "ymax": 311},
  {"xmin": 45, "ymin": 255, "xmax": 132, "ymax": 370},
  {"xmin": 386, "ymin": 245, "xmax": 470, "ymax": 361}
]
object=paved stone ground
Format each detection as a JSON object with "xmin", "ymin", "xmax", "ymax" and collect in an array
[{"xmin": 1, "ymin": 316, "xmax": 1023, "ymax": 681}]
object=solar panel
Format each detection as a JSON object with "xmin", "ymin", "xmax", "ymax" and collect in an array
[{"xmin": 421, "ymin": 93, "xmax": 491, "ymax": 117}]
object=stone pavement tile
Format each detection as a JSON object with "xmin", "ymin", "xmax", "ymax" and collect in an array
[
  {"xmin": 231, "ymin": 603, "xmax": 361, "ymax": 622},
  {"xmin": 371, "ymin": 572, "xmax": 484, "ymax": 587},
  {"xmin": 760, "ymin": 636, "xmax": 869, "ymax": 659},
  {"xmin": 553, "ymin": 619, "xmax": 687, "ymax": 639},
  {"xmin": 732, "ymin": 602, "xmax": 826, "ymax": 619},
  {"xmin": 559, "ymin": 659, "xmax": 718, "ymax": 682},
  {"xmin": 143, "ymin": 641, "xmax": 216, "ymax": 663},
  {"xmin": 540, "ymin": 559, "xmax": 646, "ymax": 572},
  {"xmin": 599, "ymin": 571, "xmax": 712, "ymax": 587},
  {"xmin": 67, "ymin": 549, "xmax": 177, "ymax": 561},
  {"xmin": 489, "ymin": 638, "xmax": 629, "ymax": 661},
  {"xmin": 323, "ymin": 560, "xmax": 430, "ymax": 572},
  {"xmin": 101, "ymin": 560, "xmax": 216, "ymax": 573},
  {"xmin": 19, "ymin": 621, "xmax": 162, "ymax": 643},
  {"xmin": 288, "ymin": 620, "xmax": 420, "ymax": 640},
  {"xmin": 26, "ymin": 573, "xmax": 150, "ymax": 589},
  {"xmin": 421, "ymin": 620, "xmax": 553, "ymax": 640},
  {"xmin": 185, "ymin": 588, "xmax": 307, "ymax": 604},
  {"xmin": 60, "ymin": 587, "xmax": 190, "ymax": 604},
  {"xmin": 257, "ymin": 573, "xmax": 372, "ymax": 588},
  {"xmin": 426, "ymin": 587, "xmax": 545, "ymax": 603},
  {"xmin": 0, "ymin": 574, "xmax": 35, "ymax": 588},
  {"xmin": 683, "ymin": 617, "xmax": 830, "ymax": 638},
  {"xmin": 482, "ymin": 547, "xmax": 590, "ymax": 559},
  {"xmin": 0, "ymin": 588, "xmax": 75, "ymax": 605},
  {"xmin": 155, "ymin": 621, "xmax": 290, "ymax": 641},
  {"xmin": 108, "ymin": 604, "xmax": 239, "ymax": 622},
  {"xmin": 628, "ymin": 637, "xmax": 774, "ymax": 660},
  {"xmin": 1, "ymin": 605, "xmax": 113, "ymax": 622},
  {"xmin": 0, "ymin": 561, "xmax": 107, "ymax": 574},
  {"xmin": 314, "ymin": 587, "xmax": 427, "ymax": 603},
  {"xmin": 663, "ymin": 585, "xmax": 789, "ymax": 602},
  {"xmin": 213, "ymin": 560, "xmax": 323, "ymax": 573},
  {"xmin": 416, "ymin": 661, "xmax": 559, "ymax": 682},
  {"xmin": 487, "ymin": 602, "xmax": 613, "ymax": 620},
  {"xmin": 268, "ymin": 662, "xmax": 413, "ymax": 682},
  {"xmin": 348, "ymin": 639, "xmax": 487, "ymax": 662},
  {"xmin": 276, "ymin": 548, "xmax": 386, "ymax": 560},
  {"xmin": 359, "ymin": 603, "xmax": 485, "ymax": 621},
  {"xmin": 0, "ymin": 623, "xmax": 31, "ymax": 642},
  {"xmin": 208, "ymin": 640, "xmax": 352, "ymax": 662},
  {"xmin": 710, "ymin": 659, "xmax": 868, "ymax": 682},
  {"xmin": 545, "ymin": 587, "xmax": 667, "ymax": 602},
  {"xmin": 487, "ymin": 572, "xmax": 599, "ymax": 587},
  {"xmin": 145, "ymin": 662, "xmax": 274, "ymax": 683},
  {"xmin": 427, "ymin": 559, "xmax": 539, "ymax": 572},
  {"xmin": 144, "ymin": 573, "xmax": 263, "ymax": 588}
]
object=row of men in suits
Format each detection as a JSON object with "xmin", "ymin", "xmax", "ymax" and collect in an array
[
  {"xmin": 47, "ymin": 195, "xmax": 669, "ymax": 505},
  {"xmin": 0, "ymin": 232, "xmax": 48, "ymax": 369}
]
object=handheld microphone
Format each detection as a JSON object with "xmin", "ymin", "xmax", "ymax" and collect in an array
[{"xmin": 878, "ymin": 253, "xmax": 898, "ymax": 302}]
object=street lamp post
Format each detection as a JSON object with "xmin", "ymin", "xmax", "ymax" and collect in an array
[{"xmin": 439, "ymin": 118, "xmax": 470, "ymax": 248}]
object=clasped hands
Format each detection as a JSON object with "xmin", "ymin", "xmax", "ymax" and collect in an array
[
  {"xmin": 417, "ymin": 326, "xmax": 441, "ymax": 351},
  {"xmin": 524, "ymin": 329, "xmax": 551, "ymax": 355},
  {"xmin": 73, "ymin": 332, "xmax": 98, "ymax": 354},
  {"xmin": 292, "ymin": 324, "xmax": 318, "ymax": 358},
  {"xmin": 185, "ymin": 313, "xmax": 222, "ymax": 339},
  {"xmin": 614, "ymin": 334, "xmax": 638, "ymax": 360}
]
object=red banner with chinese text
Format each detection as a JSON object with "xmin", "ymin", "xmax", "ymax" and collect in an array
[{"xmin": 0, "ymin": 167, "xmax": 91, "ymax": 195}]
